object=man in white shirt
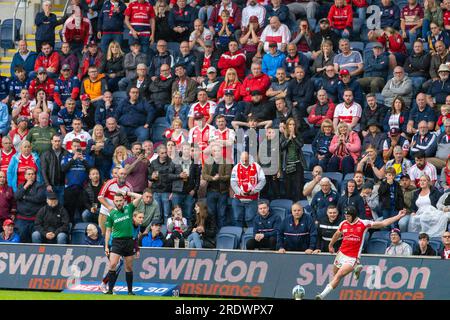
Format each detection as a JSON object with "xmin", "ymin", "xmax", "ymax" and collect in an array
[
  {"xmin": 259, "ymin": 16, "xmax": 291, "ymax": 53},
  {"xmin": 333, "ymin": 89, "xmax": 362, "ymax": 132}
]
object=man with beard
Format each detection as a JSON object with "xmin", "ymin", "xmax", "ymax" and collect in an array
[
  {"xmin": 286, "ymin": 66, "xmax": 314, "ymax": 119},
  {"xmin": 311, "ymin": 18, "xmax": 339, "ymax": 59},
  {"xmin": 427, "ymin": 64, "xmax": 450, "ymax": 107}
]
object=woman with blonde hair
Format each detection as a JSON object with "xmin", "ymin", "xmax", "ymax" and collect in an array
[
  {"xmin": 328, "ymin": 121, "xmax": 361, "ymax": 175},
  {"xmin": 311, "ymin": 40, "xmax": 335, "ymax": 77},
  {"xmin": 311, "ymin": 119, "xmax": 335, "ymax": 170},
  {"xmin": 163, "ymin": 118, "xmax": 187, "ymax": 151},
  {"xmin": 87, "ymin": 124, "xmax": 111, "ymax": 180},
  {"xmin": 165, "ymin": 91, "xmax": 189, "ymax": 129},
  {"xmin": 100, "ymin": 41, "xmax": 125, "ymax": 91},
  {"xmin": 216, "ymin": 68, "xmax": 242, "ymax": 102},
  {"xmin": 111, "ymin": 145, "xmax": 128, "ymax": 174},
  {"xmin": 186, "ymin": 201, "xmax": 217, "ymax": 248}
]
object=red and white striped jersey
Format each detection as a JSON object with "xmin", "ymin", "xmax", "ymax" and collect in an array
[
  {"xmin": 63, "ymin": 130, "xmax": 92, "ymax": 151},
  {"xmin": 188, "ymin": 101, "xmax": 217, "ymax": 123},
  {"xmin": 338, "ymin": 218, "xmax": 372, "ymax": 258},
  {"xmin": 188, "ymin": 124, "xmax": 215, "ymax": 150},
  {"xmin": 210, "ymin": 127, "xmax": 235, "ymax": 161},
  {"xmin": 333, "ymin": 102, "xmax": 362, "ymax": 130},
  {"xmin": 98, "ymin": 178, "xmax": 133, "ymax": 216}
]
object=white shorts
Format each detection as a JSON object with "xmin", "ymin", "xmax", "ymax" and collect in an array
[{"xmin": 334, "ymin": 251, "xmax": 357, "ymax": 269}]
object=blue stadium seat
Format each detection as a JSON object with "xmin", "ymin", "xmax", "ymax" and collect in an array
[
  {"xmin": 303, "ymin": 151, "xmax": 313, "ymax": 170},
  {"xmin": 430, "ymin": 237, "xmax": 443, "ymax": 255},
  {"xmin": 403, "ymin": 239, "xmax": 418, "ymax": 252},
  {"xmin": 364, "ymin": 42, "xmax": 378, "ymax": 51},
  {"xmin": 322, "ymin": 172, "xmax": 343, "ymax": 192},
  {"xmin": 271, "ymin": 207, "xmax": 287, "ymax": 221},
  {"xmin": 366, "ymin": 238, "xmax": 389, "ymax": 254},
  {"xmin": 307, "ymin": 18, "xmax": 317, "ymax": 32},
  {"xmin": 241, "ymin": 233, "xmax": 254, "ymax": 249},
  {"xmin": 167, "ymin": 42, "xmax": 181, "ymax": 56},
  {"xmin": 350, "ymin": 41, "xmax": 364, "ymax": 54},
  {"xmin": 304, "ymin": 171, "xmax": 313, "ymax": 183},
  {"xmin": 401, "ymin": 232, "xmax": 419, "ymax": 242},
  {"xmin": 70, "ymin": 223, "xmax": 90, "ymax": 244},
  {"xmin": 112, "ymin": 91, "xmax": 127, "ymax": 105},
  {"xmin": 303, "ymin": 144, "xmax": 313, "ymax": 154},
  {"xmin": 298, "ymin": 200, "xmax": 312, "ymax": 215},
  {"xmin": 151, "ymin": 120, "xmax": 170, "ymax": 143},
  {"xmin": 219, "ymin": 226, "xmax": 243, "ymax": 239},
  {"xmin": 370, "ymin": 230, "xmax": 390, "ymax": 241},
  {"xmin": 270, "ymin": 199, "xmax": 293, "ymax": 213},
  {"xmin": 375, "ymin": 93, "xmax": 385, "ymax": 105},
  {"xmin": 216, "ymin": 233, "xmax": 238, "ymax": 249},
  {"xmin": 342, "ymin": 173, "xmax": 355, "ymax": 187}
]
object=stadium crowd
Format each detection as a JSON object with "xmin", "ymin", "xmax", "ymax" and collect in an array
[{"xmin": 0, "ymin": 0, "xmax": 449, "ymax": 259}]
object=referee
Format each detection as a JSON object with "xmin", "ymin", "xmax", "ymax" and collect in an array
[{"xmin": 104, "ymin": 191, "xmax": 142, "ymax": 295}]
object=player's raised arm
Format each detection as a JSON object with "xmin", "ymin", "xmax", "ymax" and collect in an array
[{"xmin": 371, "ymin": 210, "xmax": 407, "ymax": 230}]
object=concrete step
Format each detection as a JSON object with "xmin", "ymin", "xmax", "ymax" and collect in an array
[
  {"xmin": 0, "ymin": 64, "xmax": 10, "ymax": 70},
  {"xmin": 1, "ymin": 57, "xmax": 12, "ymax": 62}
]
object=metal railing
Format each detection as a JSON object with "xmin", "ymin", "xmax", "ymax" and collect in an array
[{"xmin": 12, "ymin": 0, "xmax": 28, "ymax": 43}]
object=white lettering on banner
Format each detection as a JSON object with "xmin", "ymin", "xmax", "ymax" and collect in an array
[
  {"xmin": 366, "ymin": 5, "xmax": 381, "ymax": 30},
  {"xmin": 297, "ymin": 259, "xmax": 431, "ymax": 290}
]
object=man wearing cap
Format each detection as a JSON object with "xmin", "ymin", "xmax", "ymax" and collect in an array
[
  {"xmin": 198, "ymin": 67, "xmax": 222, "ymax": 102},
  {"xmin": 119, "ymin": 41, "xmax": 148, "ymax": 91},
  {"xmin": 78, "ymin": 41, "xmax": 104, "ymax": 80},
  {"xmin": 28, "ymin": 67, "xmax": 56, "ymax": 102},
  {"xmin": 149, "ymin": 40, "xmax": 175, "ymax": 80},
  {"xmin": 240, "ymin": 89, "xmax": 275, "ymax": 122},
  {"xmin": 383, "ymin": 130, "xmax": 410, "ymax": 162},
  {"xmin": 124, "ymin": 0, "xmax": 156, "ymax": 55},
  {"xmin": 336, "ymin": 69, "xmax": 364, "ymax": 106},
  {"xmin": 172, "ymin": 64, "xmax": 198, "ymax": 104},
  {"xmin": 385, "ymin": 229, "xmax": 412, "ymax": 256},
  {"xmin": 0, "ymin": 219, "xmax": 20, "ymax": 243},
  {"xmin": 357, "ymin": 42, "xmax": 389, "ymax": 94},
  {"xmin": 427, "ymin": 64, "xmax": 450, "ymax": 107},
  {"xmin": 141, "ymin": 219, "xmax": 165, "ymax": 247},
  {"xmin": 360, "ymin": 94, "xmax": 387, "ymax": 138},
  {"xmin": 259, "ymin": 16, "xmax": 290, "ymax": 53},
  {"xmin": 33, "ymin": 42, "xmax": 60, "ymax": 79},
  {"xmin": 189, "ymin": 19, "xmax": 214, "ymax": 54},
  {"xmin": 218, "ymin": 41, "xmax": 247, "ymax": 79},
  {"xmin": 262, "ymin": 42, "xmax": 286, "ymax": 79},
  {"xmin": 311, "ymin": 19, "xmax": 339, "ymax": 59},
  {"xmin": 286, "ymin": 65, "xmax": 314, "ymax": 118},
  {"xmin": 31, "ymin": 192, "xmax": 70, "ymax": 244},
  {"xmin": 54, "ymin": 64, "xmax": 81, "ymax": 108},
  {"xmin": 195, "ymin": 40, "xmax": 220, "ymax": 82},
  {"xmin": 399, "ymin": 173, "xmax": 416, "ymax": 213},
  {"xmin": 240, "ymin": 63, "xmax": 271, "ymax": 103},
  {"xmin": 213, "ymin": 89, "xmax": 243, "ymax": 127}
]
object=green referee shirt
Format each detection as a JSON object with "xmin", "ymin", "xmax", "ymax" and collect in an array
[{"xmin": 105, "ymin": 203, "xmax": 136, "ymax": 239}]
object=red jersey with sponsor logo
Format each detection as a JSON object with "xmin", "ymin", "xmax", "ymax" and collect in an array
[
  {"xmin": 124, "ymin": 1, "xmax": 155, "ymax": 36},
  {"xmin": 0, "ymin": 150, "xmax": 15, "ymax": 174},
  {"xmin": 445, "ymin": 10, "xmax": 450, "ymax": 28},
  {"xmin": 235, "ymin": 163, "xmax": 259, "ymax": 201},
  {"xmin": 17, "ymin": 154, "xmax": 38, "ymax": 187},
  {"xmin": 338, "ymin": 218, "xmax": 372, "ymax": 258},
  {"xmin": 188, "ymin": 101, "xmax": 217, "ymax": 123}
]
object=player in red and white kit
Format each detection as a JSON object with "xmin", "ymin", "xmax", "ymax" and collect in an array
[{"xmin": 315, "ymin": 205, "xmax": 406, "ymax": 300}]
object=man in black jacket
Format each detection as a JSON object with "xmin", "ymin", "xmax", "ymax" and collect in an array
[
  {"xmin": 413, "ymin": 232, "xmax": 437, "ymax": 256},
  {"xmin": 40, "ymin": 134, "xmax": 68, "ymax": 206},
  {"xmin": 148, "ymin": 64, "xmax": 175, "ymax": 113},
  {"xmin": 403, "ymin": 40, "xmax": 431, "ymax": 95},
  {"xmin": 31, "ymin": 192, "xmax": 70, "ymax": 244},
  {"xmin": 311, "ymin": 18, "xmax": 339, "ymax": 59},
  {"xmin": 241, "ymin": 90, "xmax": 276, "ymax": 121},
  {"xmin": 360, "ymin": 93, "xmax": 387, "ymax": 138},
  {"xmin": 149, "ymin": 40, "xmax": 175, "ymax": 79},
  {"xmin": 104, "ymin": 117, "xmax": 129, "ymax": 152},
  {"xmin": 81, "ymin": 168, "xmax": 103, "ymax": 223},
  {"xmin": 286, "ymin": 65, "xmax": 314, "ymax": 118},
  {"xmin": 127, "ymin": 64, "xmax": 152, "ymax": 102},
  {"xmin": 14, "ymin": 168, "xmax": 47, "ymax": 243}
]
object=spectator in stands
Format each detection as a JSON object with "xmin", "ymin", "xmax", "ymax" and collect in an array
[
  {"xmin": 361, "ymin": 94, "xmax": 387, "ymax": 138},
  {"xmin": 40, "ymin": 134, "xmax": 68, "ymax": 205},
  {"xmin": 216, "ymin": 68, "xmax": 242, "ymax": 103},
  {"xmin": 328, "ymin": 121, "xmax": 361, "ymax": 175},
  {"xmin": 148, "ymin": 42, "xmax": 174, "ymax": 81},
  {"xmin": 239, "ymin": 16, "xmax": 263, "ymax": 68},
  {"xmin": 168, "ymin": 0, "xmax": 196, "ymax": 42},
  {"xmin": 172, "ymin": 64, "xmax": 198, "ymax": 105},
  {"xmin": 336, "ymin": 70, "xmax": 364, "ymax": 106},
  {"xmin": 9, "ymin": 67, "xmax": 30, "ymax": 103},
  {"xmin": 187, "ymin": 89, "xmax": 217, "ymax": 129},
  {"xmin": 58, "ymin": 42, "xmax": 79, "ymax": 74},
  {"xmin": 327, "ymin": 0, "xmax": 353, "ymax": 39},
  {"xmin": 413, "ymin": 232, "xmax": 437, "ymax": 256},
  {"xmin": 427, "ymin": 64, "xmax": 450, "ymax": 107},
  {"xmin": 195, "ymin": 40, "xmax": 220, "ymax": 82},
  {"xmin": 173, "ymin": 42, "xmax": 197, "ymax": 78},
  {"xmin": 358, "ymin": 43, "xmax": 389, "ymax": 94},
  {"xmin": 13, "ymin": 168, "xmax": 46, "ymax": 243},
  {"xmin": 291, "ymin": 19, "xmax": 314, "ymax": 58},
  {"xmin": 125, "ymin": 65, "xmax": 151, "ymax": 103},
  {"xmin": 231, "ymin": 151, "xmax": 266, "ymax": 227},
  {"xmin": 154, "ymin": 1, "xmax": 174, "ymax": 42},
  {"xmin": 136, "ymin": 189, "xmax": 161, "ymax": 236},
  {"xmin": 311, "ymin": 177, "xmax": 340, "ymax": 222},
  {"xmin": 198, "ymin": 67, "xmax": 222, "ymax": 102},
  {"xmin": 1, "ymin": 136, "xmax": 16, "ymax": 175},
  {"xmin": 213, "ymin": 89, "xmax": 243, "ymax": 127},
  {"xmin": 147, "ymin": 64, "xmax": 174, "ymax": 113},
  {"xmin": 0, "ymin": 171, "xmax": 16, "ymax": 226},
  {"xmin": 265, "ymin": 0, "xmax": 294, "ymax": 30},
  {"xmin": 357, "ymin": 144, "xmax": 386, "ymax": 181},
  {"xmin": 62, "ymin": 117, "xmax": 92, "ymax": 151},
  {"xmin": 246, "ymin": 200, "xmax": 280, "ymax": 250},
  {"xmin": 28, "ymin": 68, "xmax": 56, "ymax": 103},
  {"xmin": 240, "ymin": 89, "xmax": 275, "ymax": 122},
  {"xmin": 0, "ymin": 219, "xmax": 20, "ymax": 243},
  {"xmin": 97, "ymin": 0, "xmax": 127, "ymax": 53},
  {"xmin": 78, "ymin": 41, "xmax": 103, "ymax": 80},
  {"xmin": 377, "ymin": 0, "xmax": 401, "ymax": 30},
  {"xmin": 436, "ymin": 102, "xmax": 450, "ymax": 132},
  {"xmin": 262, "ymin": 43, "xmax": 286, "ymax": 79},
  {"xmin": 80, "ymin": 66, "xmax": 107, "ymax": 104},
  {"xmin": 94, "ymin": 93, "xmax": 116, "ymax": 127},
  {"xmin": 265, "ymin": 68, "xmax": 288, "ymax": 102},
  {"xmin": 189, "ymin": 19, "xmax": 213, "ymax": 54},
  {"xmin": 207, "ymin": 0, "xmax": 241, "ymax": 36},
  {"xmin": 33, "ymin": 42, "xmax": 60, "ymax": 80},
  {"xmin": 32, "ymin": 192, "xmax": 69, "ymax": 244},
  {"xmin": 115, "ymin": 87, "xmax": 155, "ymax": 143},
  {"xmin": 283, "ymin": 43, "xmax": 309, "ymax": 81},
  {"xmin": 378, "ymin": 167, "xmax": 406, "ymax": 228},
  {"xmin": 286, "ymin": 66, "xmax": 314, "ymax": 119},
  {"xmin": 311, "ymin": 18, "xmax": 339, "ymax": 60},
  {"xmin": 86, "ymin": 125, "xmax": 110, "ymax": 180},
  {"xmin": 337, "ymin": 179, "xmax": 365, "ymax": 218},
  {"xmin": 100, "ymin": 41, "xmax": 125, "ymax": 92},
  {"xmin": 403, "ymin": 40, "xmax": 431, "ymax": 95},
  {"xmin": 310, "ymin": 40, "xmax": 335, "ymax": 80},
  {"xmin": 382, "ymin": 66, "xmax": 413, "ymax": 109},
  {"xmin": 104, "ymin": 117, "xmax": 129, "ymax": 154},
  {"xmin": 314, "ymin": 205, "xmax": 343, "ymax": 253},
  {"xmin": 218, "ymin": 41, "xmax": 247, "ymax": 81},
  {"xmin": 80, "ymin": 167, "xmax": 102, "ymax": 223},
  {"xmin": 8, "ymin": 118, "xmax": 27, "ymax": 153},
  {"xmin": 308, "ymin": 89, "xmax": 335, "ymax": 135},
  {"xmin": 440, "ymin": 231, "xmax": 450, "ymax": 259},
  {"xmin": 310, "ymin": 119, "xmax": 335, "ymax": 171},
  {"xmin": 410, "ymin": 120, "xmax": 438, "ymax": 158},
  {"xmin": 26, "ymin": 111, "xmax": 56, "ymax": 155},
  {"xmin": 277, "ymin": 202, "xmax": 317, "ymax": 253},
  {"xmin": 400, "ymin": 0, "xmax": 424, "ymax": 44},
  {"xmin": 303, "ymin": 165, "xmax": 337, "ymax": 202},
  {"xmin": 58, "ymin": 99, "xmax": 82, "ymax": 136},
  {"xmin": 54, "ymin": 65, "xmax": 81, "ymax": 110},
  {"xmin": 427, "ymin": 119, "xmax": 450, "ymax": 170},
  {"xmin": 383, "ymin": 97, "xmax": 409, "ymax": 135},
  {"xmin": 429, "ymin": 41, "xmax": 450, "ymax": 83},
  {"xmin": 259, "ymin": 16, "xmax": 291, "ymax": 53},
  {"xmin": 11, "ymin": 40, "xmax": 38, "ymax": 77},
  {"xmin": 122, "ymin": 142, "xmax": 149, "ymax": 193},
  {"xmin": 61, "ymin": 138, "xmax": 94, "ymax": 223},
  {"xmin": 118, "ymin": 41, "xmax": 147, "ymax": 91},
  {"xmin": 141, "ymin": 219, "xmax": 166, "ymax": 247},
  {"xmin": 408, "ymin": 151, "xmax": 438, "ymax": 187},
  {"xmin": 29, "ymin": 89, "xmax": 54, "ymax": 116},
  {"xmin": 186, "ymin": 201, "xmax": 217, "ymax": 248},
  {"xmin": 165, "ymin": 91, "xmax": 189, "ymax": 130},
  {"xmin": 124, "ymin": 0, "xmax": 156, "ymax": 55},
  {"xmin": 385, "ymin": 145, "xmax": 413, "ymax": 178},
  {"xmin": 62, "ymin": 5, "xmax": 92, "ymax": 55},
  {"xmin": 286, "ymin": 0, "xmax": 318, "ymax": 20},
  {"xmin": 315, "ymin": 65, "xmax": 339, "ymax": 103},
  {"xmin": 385, "ymin": 228, "xmax": 413, "ymax": 256},
  {"xmin": 164, "ymin": 205, "xmax": 189, "ymax": 248},
  {"xmin": 424, "ymin": 0, "xmax": 445, "ymax": 42},
  {"xmin": 35, "ymin": 1, "xmax": 61, "ymax": 51},
  {"xmin": 333, "ymin": 39, "xmax": 363, "ymax": 78},
  {"xmin": 362, "ymin": 119, "xmax": 387, "ymax": 153},
  {"xmin": 399, "ymin": 173, "xmax": 416, "ymax": 214},
  {"xmin": 83, "ymin": 223, "xmax": 104, "ymax": 246},
  {"xmin": 333, "ymin": 88, "xmax": 362, "ymax": 132},
  {"xmin": 242, "ymin": 0, "xmax": 266, "ymax": 30}
]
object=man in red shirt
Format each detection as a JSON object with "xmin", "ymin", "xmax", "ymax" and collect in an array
[
  {"xmin": 32, "ymin": 42, "xmax": 60, "ymax": 79},
  {"xmin": 124, "ymin": 0, "xmax": 156, "ymax": 55},
  {"xmin": 187, "ymin": 89, "xmax": 217, "ymax": 129},
  {"xmin": 327, "ymin": 0, "xmax": 353, "ymax": 39},
  {"xmin": 316, "ymin": 206, "xmax": 406, "ymax": 300},
  {"xmin": 240, "ymin": 63, "xmax": 271, "ymax": 102},
  {"xmin": 0, "ymin": 136, "xmax": 16, "ymax": 174},
  {"xmin": 218, "ymin": 41, "xmax": 247, "ymax": 79},
  {"xmin": 400, "ymin": 0, "xmax": 424, "ymax": 43}
]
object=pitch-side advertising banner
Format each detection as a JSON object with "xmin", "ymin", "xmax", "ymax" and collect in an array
[{"xmin": 0, "ymin": 244, "xmax": 448, "ymax": 300}]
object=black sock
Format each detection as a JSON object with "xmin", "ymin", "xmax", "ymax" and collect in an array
[
  {"xmin": 126, "ymin": 271, "xmax": 133, "ymax": 293},
  {"xmin": 108, "ymin": 270, "xmax": 117, "ymax": 293}
]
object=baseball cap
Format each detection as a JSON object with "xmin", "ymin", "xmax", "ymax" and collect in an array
[
  {"xmin": 2, "ymin": 219, "xmax": 14, "ymax": 227},
  {"xmin": 207, "ymin": 66, "xmax": 217, "ymax": 74},
  {"xmin": 438, "ymin": 64, "xmax": 450, "ymax": 73},
  {"xmin": 339, "ymin": 69, "xmax": 350, "ymax": 76},
  {"xmin": 194, "ymin": 112, "xmax": 204, "ymax": 120},
  {"xmin": 61, "ymin": 64, "xmax": 71, "ymax": 71},
  {"xmin": 389, "ymin": 127, "xmax": 401, "ymax": 136},
  {"xmin": 150, "ymin": 219, "xmax": 162, "ymax": 226},
  {"xmin": 390, "ymin": 228, "xmax": 401, "ymax": 237},
  {"xmin": 16, "ymin": 116, "xmax": 28, "ymax": 124},
  {"xmin": 80, "ymin": 94, "xmax": 90, "ymax": 101},
  {"xmin": 373, "ymin": 42, "xmax": 384, "ymax": 49},
  {"xmin": 129, "ymin": 38, "xmax": 141, "ymax": 46},
  {"xmin": 47, "ymin": 192, "xmax": 58, "ymax": 200},
  {"xmin": 399, "ymin": 173, "xmax": 410, "ymax": 180},
  {"xmin": 249, "ymin": 16, "xmax": 259, "ymax": 23},
  {"xmin": 88, "ymin": 40, "xmax": 98, "ymax": 47},
  {"xmin": 251, "ymin": 90, "xmax": 262, "ymax": 96},
  {"xmin": 204, "ymin": 40, "xmax": 214, "ymax": 47},
  {"xmin": 319, "ymin": 18, "xmax": 330, "ymax": 24},
  {"xmin": 224, "ymin": 89, "xmax": 234, "ymax": 96},
  {"xmin": 37, "ymin": 67, "xmax": 47, "ymax": 74}
]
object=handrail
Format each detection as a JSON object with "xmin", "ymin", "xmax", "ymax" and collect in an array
[
  {"xmin": 63, "ymin": 0, "xmax": 70, "ymax": 16},
  {"xmin": 12, "ymin": 0, "xmax": 21, "ymax": 43}
]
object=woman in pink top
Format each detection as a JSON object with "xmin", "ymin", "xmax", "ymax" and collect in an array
[{"xmin": 327, "ymin": 121, "xmax": 361, "ymax": 175}]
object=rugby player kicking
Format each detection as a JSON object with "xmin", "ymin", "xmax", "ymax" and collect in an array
[{"xmin": 315, "ymin": 206, "xmax": 406, "ymax": 300}]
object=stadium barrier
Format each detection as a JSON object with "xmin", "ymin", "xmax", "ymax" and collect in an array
[{"xmin": 0, "ymin": 243, "xmax": 448, "ymax": 300}]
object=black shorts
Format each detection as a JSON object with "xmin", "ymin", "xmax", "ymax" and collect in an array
[{"xmin": 111, "ymin": 238, "xmax": 134, "ymax": 257}]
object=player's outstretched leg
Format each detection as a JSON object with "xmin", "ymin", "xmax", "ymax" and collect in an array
[{"xmin": 316, "ymin": 264, "xmax": 354, "ymax": 300}]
